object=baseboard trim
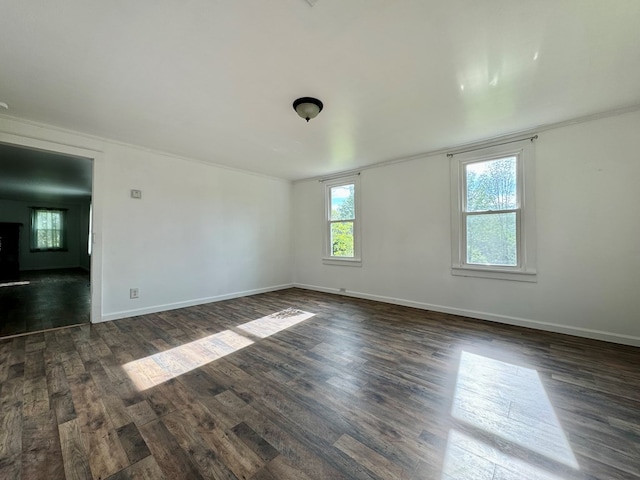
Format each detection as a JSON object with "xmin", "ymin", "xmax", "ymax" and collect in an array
[
  {"xmin": 20, "ymin": 265, "xmax": 83, "ymax": 272},
  {"xmin": 293, "ymin": 283, "xmax": 640, "ymax": 347},
  {"xmin": 99, "ymin": 283, "xmax": 294, "ymax": 323}
]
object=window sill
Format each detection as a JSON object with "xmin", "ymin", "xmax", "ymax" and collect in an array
[
  {"xmin": 452, "ymin": 265, "xmax": 536, "ymax": 282},
  {"xmin": 322, "ymin": 257, "xmax": 362, "ymax": 267}
]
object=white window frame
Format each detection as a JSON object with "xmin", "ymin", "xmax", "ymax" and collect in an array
[
  {"xmin": 323, "ymin": 175, "xmax": 362, "ymax": 266},
  {"xmin": 450, "ymin": 139, "xmax": 537, "ymax": 282}
]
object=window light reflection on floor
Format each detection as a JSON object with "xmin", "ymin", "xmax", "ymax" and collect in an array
[
  {"xmin": 122, "ymin": 308, "xmax": 315, "ymax": 391},
  {"xmin": 0, "ymin": 281, "xmax": 30, "ymax": 288},
  {"xmin": 446, "ymin": 350, "xmax": 578, "ymax": 476},
  {"xmin": 442, "ymin": 429, "xmax": 568, "ymax": 480}
]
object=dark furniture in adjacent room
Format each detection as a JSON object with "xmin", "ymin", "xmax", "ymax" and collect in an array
[{"xmin": 0, "ymin": 222, "xmax": 22, "ymax": 281}]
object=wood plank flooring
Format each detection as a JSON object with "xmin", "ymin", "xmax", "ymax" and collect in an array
[
  {"xmin": 0, "ymin": 269, "xmax": 90, "ymax": 337},
  {"xmin": 1, "ymin": 288, "xmax": 639, "ymax": 479}
]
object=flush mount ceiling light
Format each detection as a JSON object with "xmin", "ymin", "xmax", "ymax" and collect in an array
[{"xmin": 293, "ymin": 97, "xmax": 323, "ymax": 122}]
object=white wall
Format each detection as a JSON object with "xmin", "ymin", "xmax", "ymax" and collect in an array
[
  {"xmin": 0, "ymin": 198, "xmax": 89, "ymax": 271},
  {"xmin": 100, "ymin": 143, "xmax": 292, "ymax": 319},
  {"xmin": 293, "ymin": 110, "xmax": 640, "ymax": 346},
  {"xmin": 0, "ymin": 116, "xmax": 292, "ymax": 322}
]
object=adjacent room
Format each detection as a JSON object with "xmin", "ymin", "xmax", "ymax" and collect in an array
[
  {"xmin": 1, "ymin": 1, "xmax": 639, "ymax": 479},
  {"xmin": 0, "ymin": 143, "xmax": 93, "ymax": 336}
]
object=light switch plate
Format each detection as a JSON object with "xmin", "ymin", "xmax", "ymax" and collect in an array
[{"xmin": 131, "ymin": 189, "xmax": 142, "ymax": 199}]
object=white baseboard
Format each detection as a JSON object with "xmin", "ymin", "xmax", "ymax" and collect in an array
[
  {"xmin": 294, "ymin": 283, "xmax": 640, "ymax": 348},
  {"xmin": 20, "ymin": 265, "xmax": 82, "ymax": 271},
  {"xmin": 99, "ymin": 283, "xmax": 294, "ymax": 323}
]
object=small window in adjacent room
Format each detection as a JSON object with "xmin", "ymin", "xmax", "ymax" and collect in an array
[
  {"xmin": 450, "ymin": 138, "xmax": 537, "ymax": 281},
  {"xmin": 323, "ymin": 175, "xmax": 361, "ymax": 266},
  {"xmin": 88, "ymin": 203, "xmax": 93, "ymax": 256},
  {"xmin": 30, "ymin": 207, "xmax": 68, "ymax": 252}
]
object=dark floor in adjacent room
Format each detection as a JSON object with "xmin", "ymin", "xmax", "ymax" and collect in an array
[
  {"xmin": 0, "ymin": 268, "xmax": 90, "ymax": 337},
  {"xmin": 0, "ymin": 288, "xmax": 639, "ymax": 479}
]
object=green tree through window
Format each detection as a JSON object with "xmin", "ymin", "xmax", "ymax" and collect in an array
[
  {"xmin": 330, "ymin": 184, "xmax": 355, "ymax": 257},
  {"xmin": 465, "ymin": 157, "xmax": 517, "ymax": 266}
]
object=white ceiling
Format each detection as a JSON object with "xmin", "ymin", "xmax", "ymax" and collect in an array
[
  {"xmin": 1, "ymin": 0, "xmax": 639, "ymax": 181},
  {"xmin": 0, "ymin": 143, "xmax": 92, "ymax": 203}
]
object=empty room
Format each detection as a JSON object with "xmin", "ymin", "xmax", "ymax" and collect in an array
[{"xmin": 1, "ymin": 1, "xmax": 639, "ymax": 479}]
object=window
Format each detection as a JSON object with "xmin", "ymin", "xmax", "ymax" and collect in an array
[
  {"xmin": 323, "ymin": 175, "xmax": 361, "ymax": 266},
  {"xmin": 88, "ymin": 203, "xmax": 92, "ymax": 256},
  {"xmin": 30, "ymin": 207, "xmax": 68, "ymax": 252},
  {"xmin": 450, "ymin": 139, "xmax": 536, "ymax": 281}
]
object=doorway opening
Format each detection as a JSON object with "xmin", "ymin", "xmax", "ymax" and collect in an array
[{"xmin": 0, "ymin": 142, "xmax": 93, "ymax": 337}]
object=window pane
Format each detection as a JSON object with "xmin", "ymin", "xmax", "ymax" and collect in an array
[
  {"xmin": 37, "ymin": 212, "xmax": 48, "ymax": 229},
  {"xmin": 331, "ymin": 221, "xmax": 354, "ymax": 257},
  {"xmin": 466, "ymin": 213, "xmax": 517, "ymax": 266},
  {"xmin": 330, "ymin": 184, "xmax": 355, "ymax": 220},
  {"xmin": 52, "ymin": 230, "xmax": 61, "ymax": 248},
  {"xmin": 33, "ymin": 209, "xmax": 65, "ymax": 249},
  {"xmin": 466, "ymin": 157, "xmax": 517, "ymax": 212}
]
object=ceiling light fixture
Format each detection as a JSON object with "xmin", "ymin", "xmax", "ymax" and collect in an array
[
  {"xmin": 293, "ymin": 97, "xmax": 323, "ymax": 122},
  {"xmin": 0, "ymin": 102, "xmax": 8, "ymax": 110}
]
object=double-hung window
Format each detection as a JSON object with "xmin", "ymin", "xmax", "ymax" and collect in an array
[
  {"xmin": 450, "ymin": 139, "xmax": 536, "ymax": 281},
  {"xmin": 30, "ymin": 207, "xmax": 68, "ymax": 252},
  {"xmin": 323, "ymin": 175, "xmax": 361, "ymax": 266}
]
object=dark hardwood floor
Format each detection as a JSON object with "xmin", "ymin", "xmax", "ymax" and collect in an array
[
  {"xmin": 0, "ymin": 288, "xmax": 639, "ymax": 479},
  {"xmin": 0, "ymin": 268, "xmax": 90, "ymax": 337}
]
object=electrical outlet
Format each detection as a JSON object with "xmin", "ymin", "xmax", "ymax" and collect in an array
[
  {"xmin": 130, "ymin": 189, "xmax": 142, "ymax": 199},
  {"xmin": 130, "ymin": 288, "xmax": 139, "ymax": 299},
  {"xmin": 339, "ymin": 288, "xmax": 346, "ymax": 293}
]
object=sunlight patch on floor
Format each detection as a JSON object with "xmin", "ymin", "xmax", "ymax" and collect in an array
[
  {"xmin": 442, "ymin": 429, "xmax": 569, "ymax": 480},
  {"xmin": 122, "ymin": 308, "xmax": 314, "ymax": 391},
  {"xmin": 447, "ymin": 350, "xmax": 578, "ymax": 474},
  {"xmin": 235, "ymin": 308, "xmax": 315, "ymax": 339}
]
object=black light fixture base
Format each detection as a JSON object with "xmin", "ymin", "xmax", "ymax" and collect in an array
[{"xmin": 293, "ymin": 97, "xmax": 323, "ymax": 122}]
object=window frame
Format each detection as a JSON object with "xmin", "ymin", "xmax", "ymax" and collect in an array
[
  {"xmin": 450, "ymin": 139, "xmax": 536, "ymax": 282},
  {"xmin": 30, "ymin": 207, "xmax": 68, "ymax": 252},
  {"xmin": 322, "ymin": 175, "xmax": 362, "ymax": 266}
]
